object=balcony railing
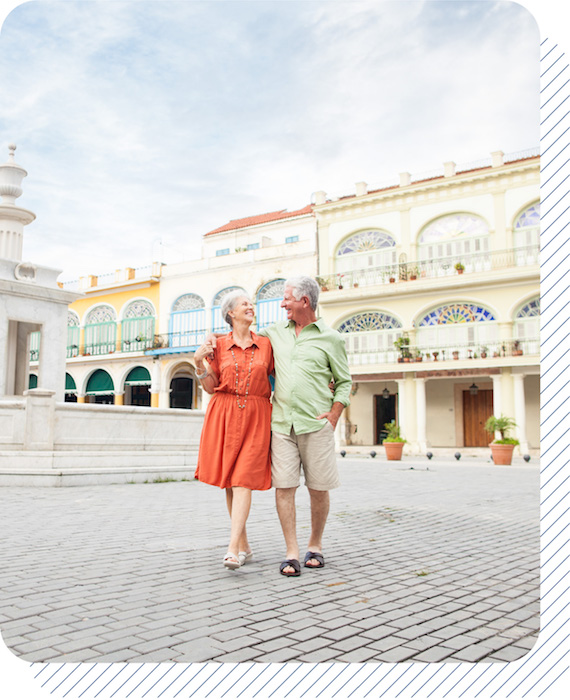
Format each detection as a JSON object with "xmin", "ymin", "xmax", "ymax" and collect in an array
[
  {"xmin": 67, "ymin": 335, "xmax": 161, "ymax": 357},
  {"xmin": 323, "ymin": 245, "xmax": 539, "ymax": 291},
  {"xmin": 347, "ymin": 338, "xmax": 539, "ymax": 366}
]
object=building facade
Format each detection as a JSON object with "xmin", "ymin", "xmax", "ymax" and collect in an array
[
  {"xmin": 53, "ymin": 148, "xmax": 539, "ymax": 454},
  {"xmin": 314, "ymin": 150, "xmax": 539, "ymax": 453}
]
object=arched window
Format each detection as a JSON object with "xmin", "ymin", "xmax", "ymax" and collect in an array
[
  {"xmin": 337, "ymin": 311, "xmax": 403, "ymax": 365},
  {"xmin": 514, "ymin": 297, "xmax": 540, "ymax": 354},
  {"xmin": 417, "ymin": 214, "xmax": 490, "ymax": 275},
  {"xmin": 416, "ymin": 302, "xmax": 498, "ymax": 358},
  {"xmin": 170, "ymin": 294, "xmax": 206, "ymax": 348},
  {"xmin": 67, "ymin": 311, "xmax": 80, "ymax": 358},
  {"xmin": 124, "ymin": 366, "xmax": 152, "ymax": 406},
  {"xmin": 65, "ymin": 373, "xmax": 77, "ymax": 402},
  {"xmin": 121, "ymin": 300, "xmax": 156, "ymax": 352},
  {"xmin": 84, "ymin": 305, "xmax": 117, "ymax": 356},
  {"xmin": 336, "ymin": 230, "xmax": 397, "ymax": 282},
  {"xmin": 256, "ymin": 280, "xmax": 286, "ymax": 330},
  {"xmin": 212, "ymin": 286, "xmax": 247, "ymax": 333},
  {"xmin": 513, "ymin": 203, "xmax": 540, "ymax": 265},
  {"xmin": 85, "ymin": 369, "xmax": 115, "ymax": 404}
]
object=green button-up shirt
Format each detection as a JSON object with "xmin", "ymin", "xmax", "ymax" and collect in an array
[{"xmin": 259, "ymin": 318, "xmax": 352, "ymax": 435}]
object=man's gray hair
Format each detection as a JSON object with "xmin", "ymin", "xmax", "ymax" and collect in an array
[
  {"xmin": 285, "ymin": 276, "xmax": 320, "ymax": 310},
  {"xmin": 221, "ymin": 290, "xmax": 251, "ymax": 327}
]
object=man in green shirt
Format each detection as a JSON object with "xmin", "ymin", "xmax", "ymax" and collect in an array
[{"xmin": 259, "ymin": 276, "xmax": 351, "ymax": 576}]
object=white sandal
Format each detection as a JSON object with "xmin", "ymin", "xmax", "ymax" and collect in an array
[
  {"xmin": 223, "ymin": 552, "xmax": 241, "ymax": 570},
  {"xmin": 238, "ymin": 550, "xmax": 253, "ymax": 566}
]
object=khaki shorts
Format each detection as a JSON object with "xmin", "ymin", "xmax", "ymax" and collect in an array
[{"xmin": 271, "ymin": 422, "xmax": 340, "ymax": 490}]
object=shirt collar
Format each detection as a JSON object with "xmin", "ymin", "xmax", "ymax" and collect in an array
[
  {"xmin": 228, "ymin": 330, "xmax": 260, "ymax": 349},
  {"xmin": 287, "ymin": 317, "xmax": 326, "ymax": 333}
]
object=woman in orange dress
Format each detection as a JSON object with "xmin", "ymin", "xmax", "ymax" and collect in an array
[{"xmin": 193, "ymin": 291, "xmax": 273, "ymax": 570}]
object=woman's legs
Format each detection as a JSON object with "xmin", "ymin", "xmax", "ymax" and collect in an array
[{"xmin": 225, "ymin": 487, "xmax": 252, "ymax": 556}]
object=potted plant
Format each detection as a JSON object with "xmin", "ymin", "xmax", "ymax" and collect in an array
[
  {"xmin": 485, "ymin": 415, "xmax": 519, "ymax": 465},
  {"xmin": 337, "ymin": 274, "xmax": 344, "ymax": 289},
  {"xmin": 452, "ymin": 350, "xmax": 460, "ymax": 360},
  {"xmin": 455, "ymin": 262, "xmax": 465, "ymax": 274},
  {"xmin": 409, "ymin": 266, "xmax": 419, "ymax": 280},
  {"xmin": 432, "ymin": 351, "xmax": 439, "ymax": 361},
  {"xmin": 512, "ymin": 340, "xmax": 524, "ymax": 356},
  {"xmin": 383, "ymin": 422, "xmax": 406, "ymax": 460},
  {"xmin": 316, "ymin": 276, "xmax": 329, "ymax": 291},
  {"xmin": 480, "ymin": 345, "xmax": 488, "ymax": 359},
  {"xmin": 394, "ymin": 335, "xmax": 411, "ymax": 362}
]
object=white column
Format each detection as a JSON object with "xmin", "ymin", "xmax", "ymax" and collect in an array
[
  {"xmin": 492, "ymin": 375, "xmax": 503, "ymax": 441},
  {"xmin": 416, "ymin": 377, "xmax": 427, "ymax": 452},
  {"xmin": 513, "ymin": 373, "xmax": 528, "ymax": 454},
  {"xmin": 396, "ymin": 378, "xmax": 407, "ymax": 438}
]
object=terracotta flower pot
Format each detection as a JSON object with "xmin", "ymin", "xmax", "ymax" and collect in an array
[
  {"xmin": 490, "ymin": 443, "xmax": 515, "ymax": 465},
  {"xmin": 384, "ymin": 441, "xmax": 404, "ymax": 460}
]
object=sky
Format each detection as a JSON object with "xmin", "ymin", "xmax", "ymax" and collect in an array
[{"xmin": 0, "ymin": 0, "xmax": 542, "ymax": 281}]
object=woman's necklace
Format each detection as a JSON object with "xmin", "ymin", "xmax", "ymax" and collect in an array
[{"xmin": 230, "ymin": 345, "xmax": 255, "ymax": 409}]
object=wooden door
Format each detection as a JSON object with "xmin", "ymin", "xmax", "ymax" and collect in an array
[
  {"xmin": 375, "ymin": 394, "xmax": 397, "ymax": 444},
  {"xmin": 463, "ymin": 389, "xmax": 494, "ymax": 446}
]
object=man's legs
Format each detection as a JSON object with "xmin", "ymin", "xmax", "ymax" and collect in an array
[
  {"xmin": 306, "ymin": 487, "xmax": 329, "ymax": 566},
  {"xmin": 275, "ymin": 486, "xmax": 299, "ymax": 574}
]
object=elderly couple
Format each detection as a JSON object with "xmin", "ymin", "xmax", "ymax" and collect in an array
[{"xmin": 193, "ymin": 275, "xmax": 351, "ymax": 576}]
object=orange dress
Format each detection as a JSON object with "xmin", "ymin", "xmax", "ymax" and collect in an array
[{"xmin": 194, "ymin": 332, "xmax": 273, "ymax": 490}]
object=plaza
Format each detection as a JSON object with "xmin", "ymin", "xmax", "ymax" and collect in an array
[{"xmin": 0, "ymin": 454, "xmax": 539, "ymax": 666}]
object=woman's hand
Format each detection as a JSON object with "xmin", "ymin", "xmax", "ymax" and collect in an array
[{"xmin": 195, "ymin": 340, "xmax": 215, "ymax": 364}]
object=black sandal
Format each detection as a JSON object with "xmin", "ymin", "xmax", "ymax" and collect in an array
[
  {"xmin": 280, "ymin": 558, "xmax": 301, "ymax": 577},
  {"xmin": 304, "ymin": 551, "xmax": 325, "ymax": 568}
]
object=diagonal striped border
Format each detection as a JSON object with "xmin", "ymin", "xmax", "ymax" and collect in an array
[{"xmin": 2, "ymin": 15, "xmax": 568, "ymax": 700}]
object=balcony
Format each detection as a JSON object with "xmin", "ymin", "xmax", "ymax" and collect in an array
[
  {"xmin": 347, "ymin": 338, "xmax": 539, "ymax": 368},
  {"xmin": 67, "ymin": 335, "xmax": 160, "ymax": 358},
  {"xmin": 320, "ymin": 245, "xmax": 539, "ymax": 291}
]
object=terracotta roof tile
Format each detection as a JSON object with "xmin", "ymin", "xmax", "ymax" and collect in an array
[{"xmin": 205, "ymin": 204, "xmax": 313, "ymax": 236}]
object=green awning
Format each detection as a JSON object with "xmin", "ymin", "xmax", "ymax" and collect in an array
[
  {"xmin": 28, "ymin": 374, "xmax": 38, "ymax": 389},
  {"xmin": 65, "ymin": 373, "xmax": 77, "ymax": 392},
  {"xmin": 86, "ymin": 369, "xmax": 114, "ymax": 395},
  {"xmin": 125, "ymin": 366, "xmax": 151, "ymax": 386}
]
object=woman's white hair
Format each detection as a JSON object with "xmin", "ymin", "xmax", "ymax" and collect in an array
[
  {"xmin": 221, "ymin": 290, "xmax": 252, "ymax": 327},
  {"xmin": 285, "ymin": 276, "xmax": 320, "ymax": 310}
]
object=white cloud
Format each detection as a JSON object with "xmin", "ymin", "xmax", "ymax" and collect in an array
[{"xmin": 0, "ymin": 0, "xmax": 540, "ymax": 280}]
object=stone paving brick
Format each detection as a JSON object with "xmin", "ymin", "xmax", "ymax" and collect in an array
[
  {"xmin": 296, "ymin": 647, "xmax": 341, "ymax": 663},
  {"xmin": 0, "ymin": 457, "xmax": 539, "ymax": 665},
  {"xmin": 335, "ymin": 647, "xmax": 380, "ymax": 663}
]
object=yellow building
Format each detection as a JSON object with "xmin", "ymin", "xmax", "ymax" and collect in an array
[
  {"xmin": 54, "ymin": 263, "xmax": 163, "ymax": 407},
  {"xmin": 52, "ymin": 148, "xmax": 539, "ymax": 454}
]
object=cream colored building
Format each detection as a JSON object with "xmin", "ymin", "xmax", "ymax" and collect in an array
[
  {"xmin": 314, "ymin": 149, "xmax": 539, "ymax": 454},
  {"xmin": 60, "ymin": 205, "xmax": 318, "ymax": 412},
  {"xmin": 57, "ymin": 148, "xmax": 539, "ymax": 455}
]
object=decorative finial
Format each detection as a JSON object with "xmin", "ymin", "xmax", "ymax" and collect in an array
[{"xmin": 8, "ymin": 143, "xmax": 16, "ymax": 162}]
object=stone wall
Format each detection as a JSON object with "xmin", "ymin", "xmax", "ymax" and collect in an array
[{"xmin": 0, "ymin": 389, "xmax": 204, "ymax": 486}]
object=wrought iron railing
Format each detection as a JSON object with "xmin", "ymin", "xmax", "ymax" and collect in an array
[
  {"xmin": 347, "ymin": 338, "xmax": 539, "ymax": 366},
  {"xmin": 323, "ymin": 245, "xmax": 539, "ymax": 291}
]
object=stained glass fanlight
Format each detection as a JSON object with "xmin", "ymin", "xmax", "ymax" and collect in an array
[
  {"xmin": 418, "ymin": 303, "xmax": 496, "ymax": 326},
  {"xmin": 172, "ymin": 293, "xmax": 205, "ymax": 312},
  {"xmin": 418, "ymin": 214, "xmax": 489, "ymax": 244},
  {"xmin": 337, "ymin": 230, "xmax": 396, "ymax": 255},
  {"xmin": 337, "ymin": 312, "xmax": 402, "ymax": 333}
]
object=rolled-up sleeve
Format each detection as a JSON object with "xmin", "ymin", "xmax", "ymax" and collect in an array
[{"xmin": 328, "ymin": 336, "xmax": 352, "ymax": 407}]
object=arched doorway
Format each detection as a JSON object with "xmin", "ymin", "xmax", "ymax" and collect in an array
[
  {"xmin": 86, "ymin": 369, "xmax": 115, "ymax": 404},
  {"xmin": 170, "ymin": 375, "xmax": 194, "ymax": 409},
  {"xmin": 65, "ymin": 373, "xmax": 78, "ymax": 403},
  {"xmin": 124, "ymin": 366, "xmax": 151, "ymax": 406}
]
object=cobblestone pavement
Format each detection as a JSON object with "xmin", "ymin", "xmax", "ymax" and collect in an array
[{"xmin": 0, "ymin": 456, "xmax": 540, "ymax": 665}]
